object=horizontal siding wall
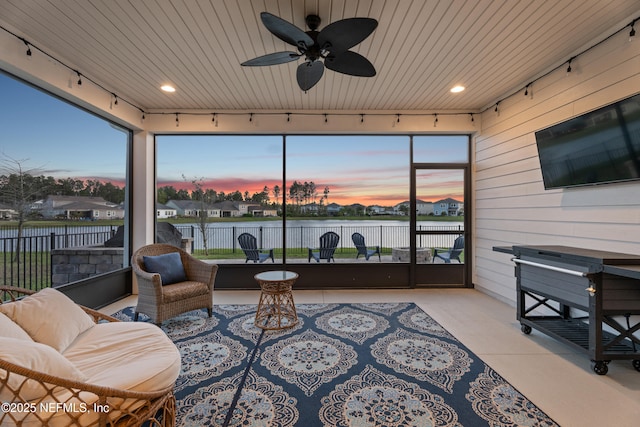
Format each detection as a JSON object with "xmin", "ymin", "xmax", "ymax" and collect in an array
[{"xmin": 473, "ymin": 28, "xmax": 640, "ymax": 305}]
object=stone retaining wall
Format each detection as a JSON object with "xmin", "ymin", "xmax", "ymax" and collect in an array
[
  {"xmin": 51, "ymin": 246, "xmax": 123, "ymax": 286},
  {"xmin": 391, "ymin": 247, "xmax": 432, "ymax": 263}
]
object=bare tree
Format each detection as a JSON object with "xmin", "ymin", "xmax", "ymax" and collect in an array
[
  {"xmin": 0, "ymin": 155, "xmax": 49, "ymax": 262},
  {"xmin": 183, "ymin": 175, "xmax": 211, "ymax": 255}
]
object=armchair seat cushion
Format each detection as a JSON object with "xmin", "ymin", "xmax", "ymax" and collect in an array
[{"xmin": 162, "ymin": 280, "xmax": 210, "ymax": 303}]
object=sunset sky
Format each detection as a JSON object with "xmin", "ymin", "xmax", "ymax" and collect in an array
[
  {"xmin": 157, "ymin": 135, "xmax": 412, "ymax": 206},
  {"xmin": 1, "ymin": 72, "xmax": 465, "ymax": 207}
]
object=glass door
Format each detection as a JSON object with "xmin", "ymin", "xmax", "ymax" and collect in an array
[{"xmin": 410, "ymin": 166, "xmax": 468, "ymax": 287}]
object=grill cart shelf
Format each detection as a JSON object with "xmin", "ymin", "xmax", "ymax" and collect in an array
[{"xmin": 494, "ymin": 245, "xmax": 640, "ymax": 375}]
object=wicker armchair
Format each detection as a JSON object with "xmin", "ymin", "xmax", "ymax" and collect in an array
[
  {"xmin": 131, "ymin": 243, "xmax": 218, "ymax": 325},
  {"xmin": 0, "ymin": 286, "xmax": 176, "ymax": 427}
]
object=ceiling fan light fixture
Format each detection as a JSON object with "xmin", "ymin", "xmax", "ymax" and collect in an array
[
  {"xmin": 450, "ymin": 85, "xmax": 465, "ymax": 93},
  {"xmin": 242, "ymin": 12, "xmax": 378, "ymax": 91}
]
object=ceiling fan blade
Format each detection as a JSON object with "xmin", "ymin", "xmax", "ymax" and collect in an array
[
  {"xmin": 325, "ymin": 51, "xmax": 376, "ymax": 77},
  {"xmin": 261, "ymin": 12, "xmax": 314, "ymax": 49},
  {"xmin": 317, "ymin": 18, "xmax": 378, "ymax": 54},
  {"xmin": 296, "ymin": 61, "xmax": 324, "ymax": 91},
  {"xmin": 241, "ymin": 51, "xmax": 300, "ymax": 66}
]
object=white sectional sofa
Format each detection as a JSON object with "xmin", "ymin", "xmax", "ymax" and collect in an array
[{"xmin": 0, "ymin": 286, "xmax": 180, "ymax": 427}]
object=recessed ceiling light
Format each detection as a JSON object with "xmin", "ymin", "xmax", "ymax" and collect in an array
[
  {"xmin": 160, "ymin": 84, "xmax": 176, "ymax": 93},
  {"xmin": 450, "ymin": 85, "xmax": 465, "ymax": 93}
]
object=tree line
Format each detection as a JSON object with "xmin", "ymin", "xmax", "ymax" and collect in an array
[
  {"xmin": 0, "ymin": 172, "xmax": 330, "ymax": 211},
  {"xmin": 0, "ymin": 174, "xmax": 126, "ymax": 206},
  {"xmin": 156, "ymin": 180, "xmax": 330, "ymax": 209}
]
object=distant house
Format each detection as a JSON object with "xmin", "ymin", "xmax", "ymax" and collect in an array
[
  {"xmin": 156, "ymin": 204, "xmax": 177, "ymax": 219},
  {"xmin": 300, "ymin": 203, "xmax": 319, "ymax": 215},
  {"xmin": 166, "ymin": 200, "xmax": 198, "ymax": 217},
  {"xmin": 166, "ymin": 200, "xmax": 220, "ymax": 217},
  {"xmin": 433, "ymin": 198, "xmax": 463, "ymax": 216},
  {"xmin": 0, "ymin": 203, "xmax": 18, "ymax": 220},
  {"xmin": 211, "ymin": 200, "xmax": 240, "ymax": 217},
  {"xmin": 237, "ymin": 202, "xmax": 260, "ymax": 215},
  {"xmin": 39, "ymin": 195, "xmax": 124, "ymax": 220},
  {"xmin": 368, "ymin": 205, "xmax": 398, "ymax": 215},
  {"xmin": 247, "ymin": 205, "xmax": 278, "ymax": 217},
  {"xmin": 326, "ymin": 203, "xmax": 341, "ymax": 216},
  {"xmin": 394, "ymin": 200, "xmax": 433, "ymax": 216}
]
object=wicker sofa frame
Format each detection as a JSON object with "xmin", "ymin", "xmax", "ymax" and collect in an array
[
  {"xmin": 131, "ymin": 244, "xmax": 218, "ymax": 325},
  {"xmin": 0, "ymin": 286, "xmax": 176, "ymax": 427}
]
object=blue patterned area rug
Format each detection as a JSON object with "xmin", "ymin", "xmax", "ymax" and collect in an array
[{"xmin": 113, "ymin": 303, "xmax": 558, "ymax": 427}]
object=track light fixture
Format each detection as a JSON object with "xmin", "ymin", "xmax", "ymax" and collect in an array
[
  {"xmin": 249, "ymin": 113, "xmax": 253, "ymax": 122},
  {"xmin": 109, "ymin": 93, "xmax": 118, "ymax": 109},
  {"xmin": 360, "ymin": 114, "xmax": 364, "ymax": 124},
  {"xmin": 287, "ymin": 113, "xmax": 291, "ymax": 122},
  {"xmin": 494, "ymin": 102, "xmax": 500, "ymax": 113},
  {"xmin": 566, "ymin": 57, "xmax": 574, "ymax": 74},
  {"xmin": 324, "ymin": 113, "xmax": 328, "ymax": 123},
  {"xmin": 433, "ymin": 113, "xmax": 438, "ymax": 127},
  {"xmin": 175, "ymin": 113, "xmax": 179, "ymax": 127},
  {"xmin": 76, "ymin": 71, "xmax": 82, "ymax": 86},
  {"xmin": 22, "ymin": 38, "xmax": 31, "ymax": 56},
  {"xmin": 469, "ymin": 113, "xmax": 474, "ymax": 123},
  {"xmin": 630, "ymin": 20, "xmax": 637, "ymax": 41}
]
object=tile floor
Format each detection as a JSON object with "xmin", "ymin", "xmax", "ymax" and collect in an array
[{"xmin": 103, "ymin": 289, "xmax": 640, "ymax": 427}]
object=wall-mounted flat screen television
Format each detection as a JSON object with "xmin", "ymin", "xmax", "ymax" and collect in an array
[{"xmin": 535, "ymin": 93, "xmax": 640, "ymax": 189}]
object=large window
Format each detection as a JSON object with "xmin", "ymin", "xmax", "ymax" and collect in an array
[
  {"xmin": 286, "ymin": 135, "xmax": 409, "ymax": 262},
  {"xmin": 0, "ymin": 72, "xmax": 130, "ymax": 290},
  {"xmin": 156, "ymin": 135, "xmax": 283, "ymax": 261},
  {"xmin": 155, "ymin": 135, "xmax": 467, "ymax": 266}
]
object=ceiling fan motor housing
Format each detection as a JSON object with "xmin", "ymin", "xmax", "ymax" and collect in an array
[{"xmin": 305, "ymin": 15, "xmax": 321, "ymax": 30}]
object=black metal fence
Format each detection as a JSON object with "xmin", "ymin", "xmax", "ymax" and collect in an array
[
  {"xmin": 0, "ymin": 223, "xmax": 464, "ymax": 289},
  {"xmin": 175, "ymin": 224, "xmax": 464, "ymax": 257},
  {"xmin": 0, "ymin": 225, "xmax": 116, "ymax": 291}
]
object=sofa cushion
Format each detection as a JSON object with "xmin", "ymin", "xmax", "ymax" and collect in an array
[
  {"xmin": 63, "ymin": 321, "xmax": 180, "ymax": 392},
  {"xmin": 143, "ymin": 252, "xmax": 187, "ymax": 285},
  {"xmin": 0, "ymin": 312, "xmax": 33, "ymax": 341},
  {"xmin": 0, "ymin": 288, "xmax": 95, "ymax": 352},
  {"xmin": 0, "ymin": 337, "xmax": 88, "ymax": 401}
]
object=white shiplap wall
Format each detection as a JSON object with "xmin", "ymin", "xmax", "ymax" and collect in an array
[{"xmin": 473, "ymin": 29, "xmax": 640, "ymax": 305}]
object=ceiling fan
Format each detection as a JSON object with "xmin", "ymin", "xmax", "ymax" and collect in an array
[{"xmin": 241, "ymin": 12, "xmax": 378, "ymax": 91}]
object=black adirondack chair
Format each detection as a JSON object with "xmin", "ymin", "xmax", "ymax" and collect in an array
[
  {"xmin": 308, "ymin": 231, "xmax": 340, "ymax": 262},
  {"xmin": 351, "ymin": 232, "xmax": 381, "ymax": 261},
  {"xmin": 238, "ymin": 233, "xmax": 274, "ymax": 263},
  {"xmin": 434, "ymin": 235, "xmax": 464, "ymax": 263}
]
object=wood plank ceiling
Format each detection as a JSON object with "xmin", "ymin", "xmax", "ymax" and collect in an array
[{"xmin": 1, "ymin": 0, "xmax": 639, "ymax": 113}]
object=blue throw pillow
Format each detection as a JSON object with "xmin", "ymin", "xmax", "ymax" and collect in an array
[{"xmin": 143, "ymin": 252, "xmax": 187, "ymax": 285}]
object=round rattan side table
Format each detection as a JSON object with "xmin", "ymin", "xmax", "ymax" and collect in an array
[{"xmin": 254, "ymin": 270, "xmax": 299, "ymax": 330}]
